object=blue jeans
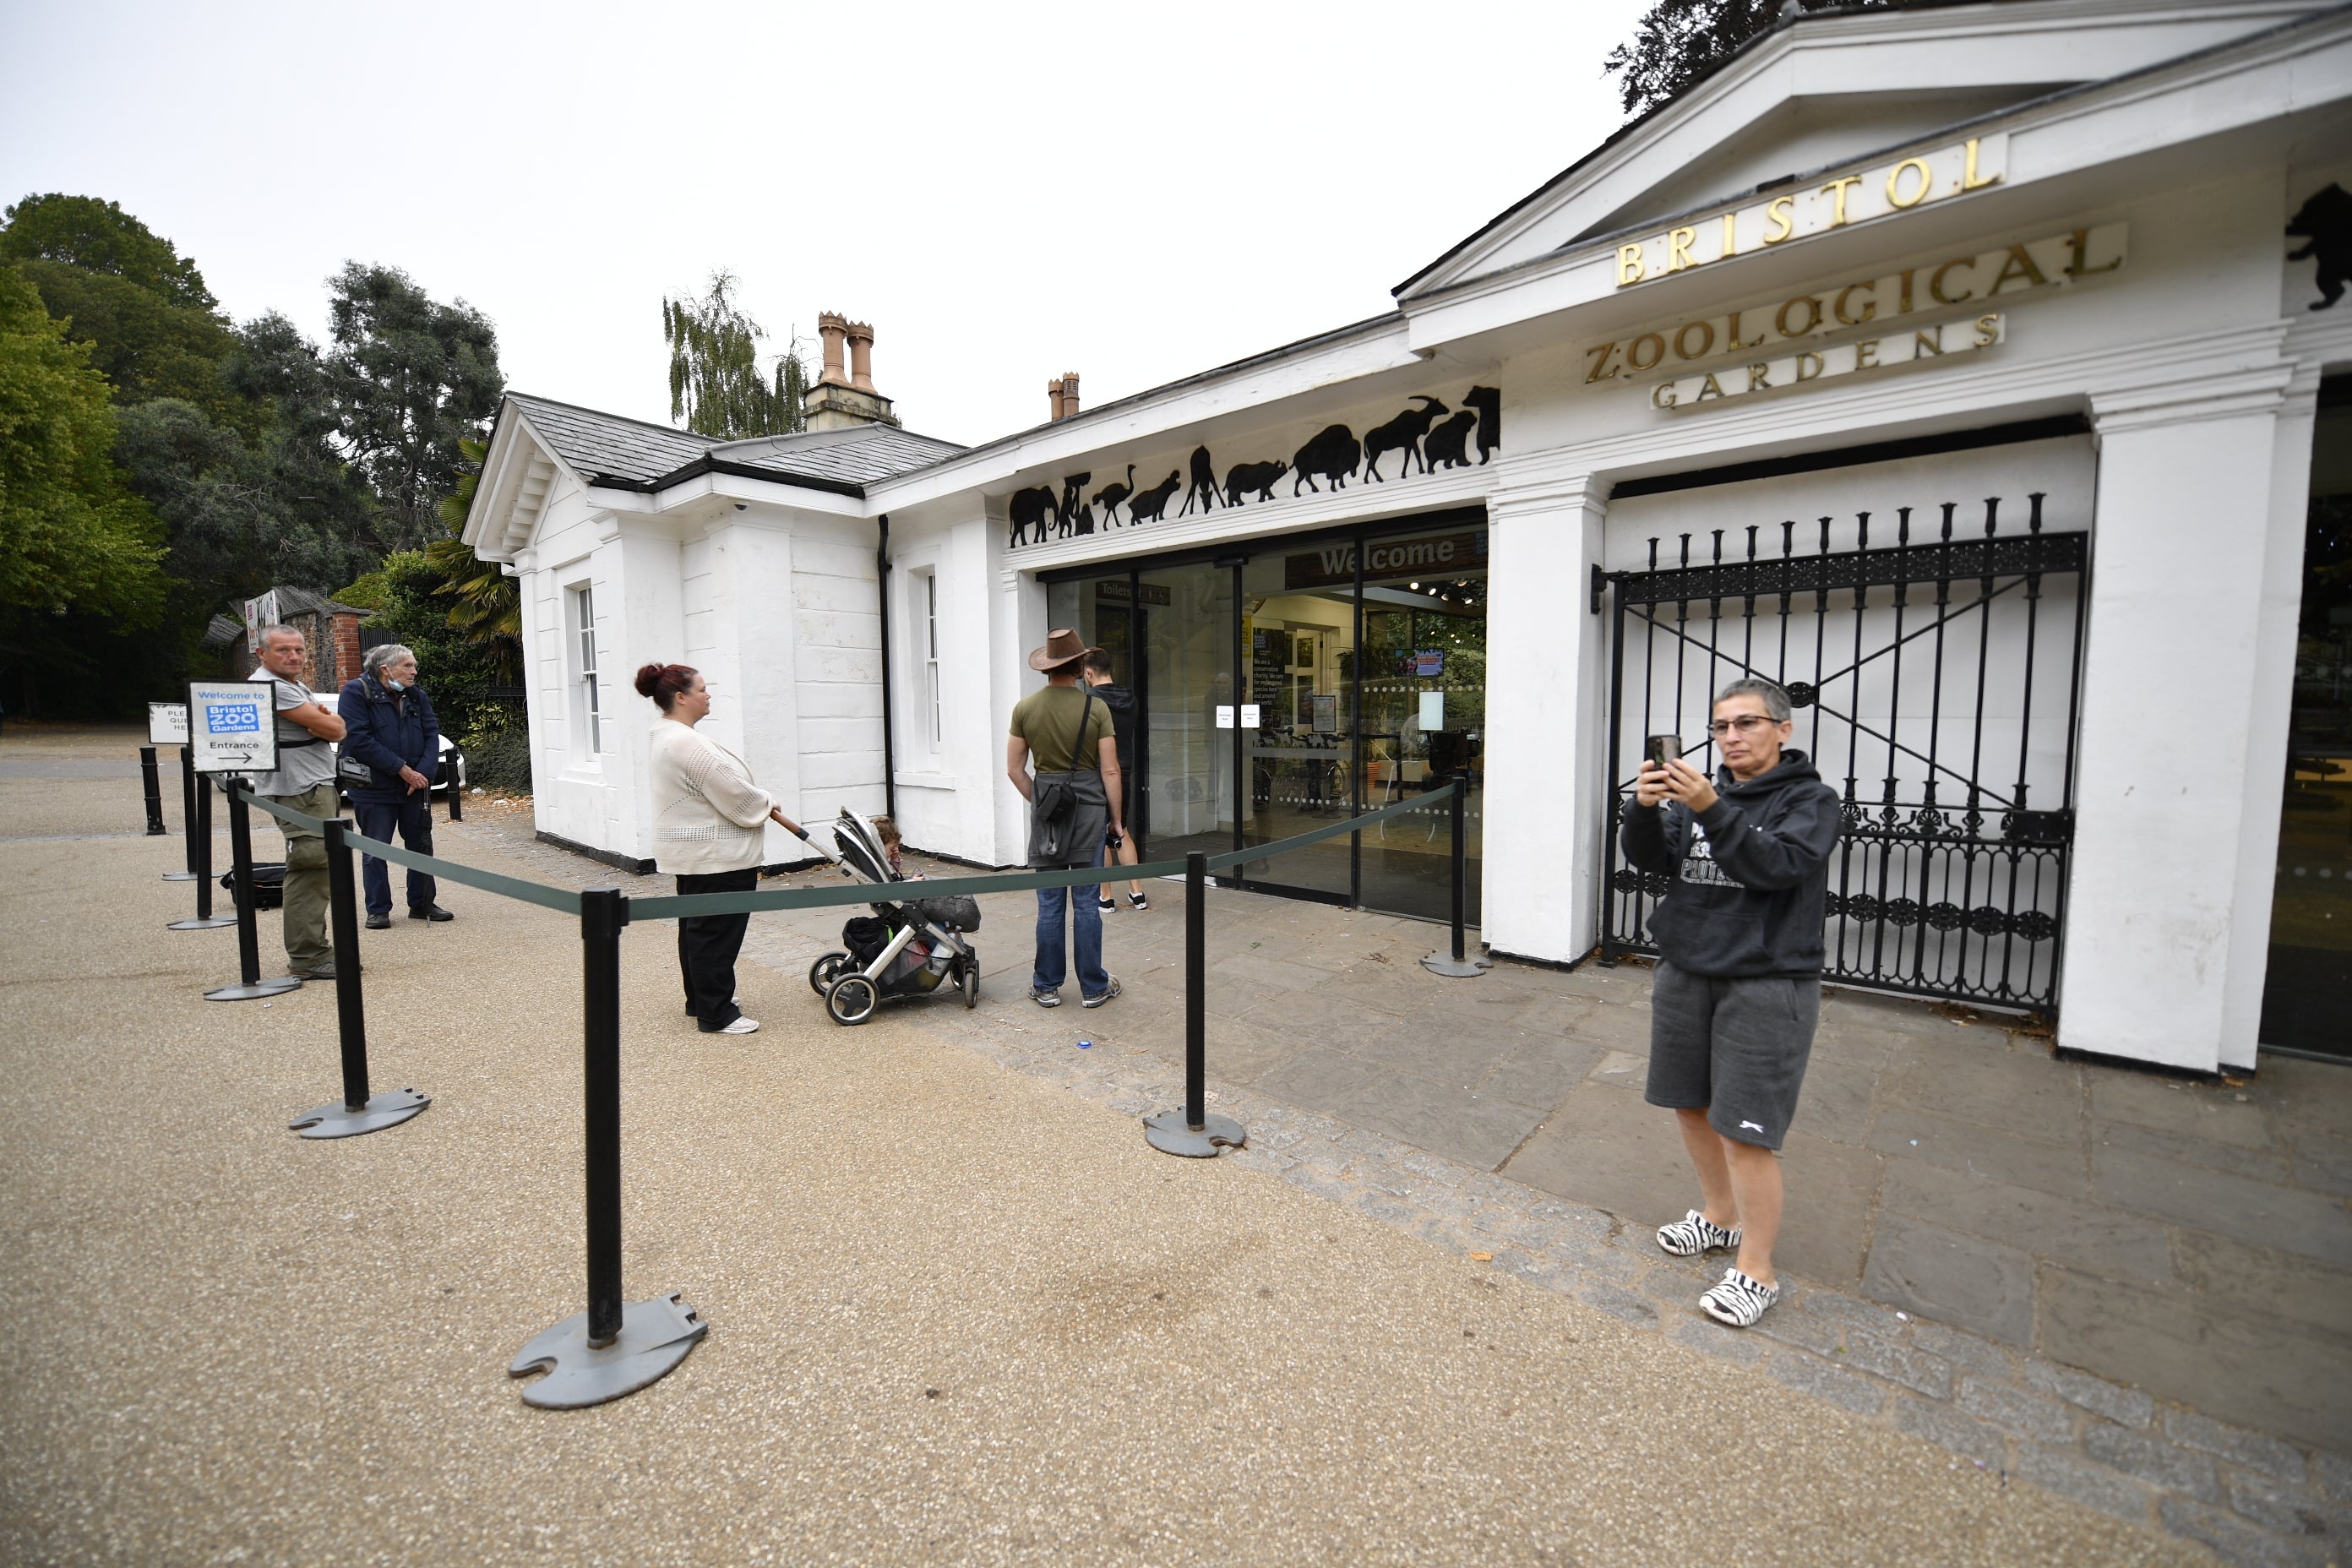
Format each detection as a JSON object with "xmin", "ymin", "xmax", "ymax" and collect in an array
[
  {"xmin": 351, "ymin": 793, "xmax": 438, "ymax": 916},
  {"xmin": 1032, "ymin": 883, "xmax": 1107, "ymax": 998}
]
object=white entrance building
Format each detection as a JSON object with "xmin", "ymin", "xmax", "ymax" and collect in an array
[{"xmin": 465, "ymin": 0, "xmax": 2352, "ymax": 1074}]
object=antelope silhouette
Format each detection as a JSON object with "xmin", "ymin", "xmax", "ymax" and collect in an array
[{"xmin": 1364, "ymin": 396, "xmax": 1448, "ymax": 482}]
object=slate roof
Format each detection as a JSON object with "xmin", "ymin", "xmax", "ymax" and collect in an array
[{"xmin": 504, "ymin": 393, "xmax": 963, "ymax": 497}]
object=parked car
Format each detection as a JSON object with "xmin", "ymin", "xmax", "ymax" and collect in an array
[{"xmin": 329, "ymin": 730, "xmax": 466, "ymax": 802}]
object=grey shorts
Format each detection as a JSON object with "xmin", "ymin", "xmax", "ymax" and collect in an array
[{"xmin": 1644, "ymin": 961, "xmax": 1820, "ymax": 1150}]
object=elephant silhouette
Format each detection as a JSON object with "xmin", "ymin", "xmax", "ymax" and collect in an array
[
  {"xmin": 1179, "ymin": 445, "xmax": 1222, "ymax": 516},
  {"xmin": 1008, "ymin": 485, "xmax": 1059, "ymax": 548},
  {"xmin": 1091, "ymin": 465, "xmax": 1135, "ymax": 526},
  {"xmin": 1422, "ymin": 411, "xmax": 1478, "ymax": 471},
  {"xmin": 1292, "ymin": 425, "xmax": 1360, "ymax": 495},
  {"xmin": 1127, "ymin": 470, "xmax": 1181, "ymax": 525},
  {"xmin": 1364, "ymin": 396, "xmax": 1448, "ymax": 482},
  {"xmin": 1224, "ymin": 460, "xmax": 1288, "ymax": 506},
  {"xmin": 1461, "ymin": 385, "xmax": 1501, "ymax": 463}
]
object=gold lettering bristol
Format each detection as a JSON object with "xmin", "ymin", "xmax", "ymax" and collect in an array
[{"xmin": 1612, "ymin": 136, "xmax": 2008, "ymax": 290}]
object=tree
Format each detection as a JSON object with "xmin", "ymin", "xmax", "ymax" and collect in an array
[
  {"xmin": 0, "ymin": 194, "xmax": 241, "ymax": 419},
  {"xmin": 1603, "ymin": 0, "xmax": 1908, "ymax": 118},
  {"xmin": 0, "ymin": 266, "xmax": 166, "ymax": 621},
  {"xmin": 662, "ymin": 270, "xmax": 806, "ymax": 439},
  {"xmin": 324, "ymin": 262, "xmax": 504, "ymax": 552},
  {"xmin": 425, "ymin": 436, "xmax": 520, "ymax": 682}
]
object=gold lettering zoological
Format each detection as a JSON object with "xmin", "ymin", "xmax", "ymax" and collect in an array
[
  {"xmin": 1762, "ymin": 196, "xmax": 1795, "ymax": 245},
  {"xmin": 1674, "ymin": 320, "xmax": 1715, "ymax": 360},
  {"xmin": 1988, "ymin": 245, "xmax": 2048, "ymax": 294},
  {"xmin": 1963, "ymin": 138, "xmax": 2001, "ymax": 191},
  {"xmin": 2066, "ymin": 227, "xmax": 2122, "ymax": 279},
  {"xmin": 1930, "ymin": 259, "xmax": 1974, "ymax": 305},
  {"xmin": 1627, "ymin": 334, "xmax": 1666, "ymax": 372},
  {"xmin": 1775, "ymin": 296, "xmax": 1822, "ymax": 337},
  {"xmin": 1584, "ymin": 341, "xmax": 1622, "ymax": 383},
  {"xmin": 1833, "ymin": 283, "xmax": 1877, "ymax": 326}
]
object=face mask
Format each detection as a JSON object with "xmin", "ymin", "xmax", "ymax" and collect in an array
[{"xmin": 383, "ymin": 676, "xmax": 406, "ymax": 691}]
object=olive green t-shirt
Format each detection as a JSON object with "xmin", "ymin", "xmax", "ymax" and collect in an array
[{"xmin": 1010, "ymin": 683, "xmax": 1115, "ymax": 775}]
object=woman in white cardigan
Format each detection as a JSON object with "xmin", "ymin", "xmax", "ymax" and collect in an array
[{"xmin": 636, "ymin": 662, "xmax": 805, "ymax": 1035}]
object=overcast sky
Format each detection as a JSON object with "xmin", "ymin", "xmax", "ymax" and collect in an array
[{"xmin": 1, "ymin": 1, "xmax": 1649, "ymax": 449}]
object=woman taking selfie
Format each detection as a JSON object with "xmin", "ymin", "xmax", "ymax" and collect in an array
[{"xmin": 636, "ymin": 662, "xmax": 804, "ymax": 1035}]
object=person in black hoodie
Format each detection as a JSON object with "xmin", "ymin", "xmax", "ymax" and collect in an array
[
  {"xmin": 337, "ymin": 644, "xmax": 452, "ymax": 928},
  {"xmin": 1082, "ymin": 646, "xmax": 1149, "ymax": 912},
  {"xmin": 1620, "ymin": 677, "xmax": 1841, "ymax": 1328}
]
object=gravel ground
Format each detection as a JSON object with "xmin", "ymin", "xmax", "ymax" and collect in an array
[{"xmin": 0, "ymin": 729, "xmax": 2216, "ymax": 1566}]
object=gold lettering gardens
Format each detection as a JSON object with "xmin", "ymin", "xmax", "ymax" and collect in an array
[
  {"xmin": 1648, "ymin": 313, "xmax": 2006, "ymax": 409},
  {"xmin": 1582, "ymin": 224, "xmax": 2126, "ymax": 386},
  {"xmin": 1613, "ymin": 135, "xmax": 2007, "ymax": 289}
]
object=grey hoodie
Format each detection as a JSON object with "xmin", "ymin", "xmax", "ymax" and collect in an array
[{"xmin": 1619, "ymin": 749, "xmax": 1843, "ymax": 977}]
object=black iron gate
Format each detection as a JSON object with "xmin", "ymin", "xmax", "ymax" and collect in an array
[{"xmin": 1600, "ymin": 494, "xmax": 2087, "ymax": 1015}]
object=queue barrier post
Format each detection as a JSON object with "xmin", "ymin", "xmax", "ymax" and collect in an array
[
  {"xmin": 446, "ymin": 751, "xmax": 465, "ymax": 823},
  {"xmin": 1421, "ymin": 777, "xmax": 1491, "ymax": 977},
  {"xmin": 509, "ymin": 886, "xmax": 705, "ymax": 1407},
  {"xmin": 286, "ymin": 817, "xmax": 428, "ymax": 1137},
  {"xmin": 168, "ymin": 767, "xmax": 235, "ymax": 928},
  {"xmin": 164, "ymin": 746, "xmax": 202, "ymax": 882},
  {"xmin": 139, "ymin": 746, "xmax": 166, "ymax": 836},
  {"xmin": 204, "ymin": 781, "xmax": 302, "ymax": 1001},
  {"xmin": 1143, "ymin": 851, "xmax": 1247, "ymax": 1157}
]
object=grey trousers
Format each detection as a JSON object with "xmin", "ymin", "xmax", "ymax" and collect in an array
[{"xmin": 270, "ymin": 783, "xmax": 338, "ymax": 972}]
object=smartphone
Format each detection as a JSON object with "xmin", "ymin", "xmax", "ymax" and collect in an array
[{"xmin": 1646, "ymin": 733, "xmax": 1683, "ymax": 769}]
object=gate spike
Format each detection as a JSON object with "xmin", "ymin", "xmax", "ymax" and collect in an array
[
  {"xmin": 1647, "ymin": 536, "xmax": 1659, "ymax": 571},
  {"xmin": 1711, "ymin": 528, "xmax": 1723, "ymax": 564},
  {"xmin": 1896, "ymin": 505, "xmax": 1911, "ymax": 547},
  {"xmin": 1939, "ymin": 501, "xmax": 1957, "ymax": 542},
  {"xmin": 1781, "ymin": 520, "xmax": 1795, "ymax": 558},
  {"xmin": 2026, "ymin": 492, "xmax": 2045, "ymax": 534},
  {"xmin": 1745, "ymin": 524, "xmax": 1759, "ymax": 560},
  {"xmin": 1983, "ymin": 497, "xmax": 2001, "ymax": 537}
]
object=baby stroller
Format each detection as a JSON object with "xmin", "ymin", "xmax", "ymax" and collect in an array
[{"xmin": 803, "ymin": 809, "xmax": 983, "ymax": 1026}]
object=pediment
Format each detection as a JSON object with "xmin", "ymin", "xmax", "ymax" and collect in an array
[{"xmin": 1399, "ymin": 0, "xmax": 2329, "ymax": 301}]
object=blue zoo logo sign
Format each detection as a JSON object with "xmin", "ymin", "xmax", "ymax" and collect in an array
[{"xmin": 209, "ymin": 701, "xmax": 263, "ymax": 733}]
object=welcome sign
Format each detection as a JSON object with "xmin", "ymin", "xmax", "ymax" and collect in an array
[{"xmin": 186, "ymin": 679, "xmax": 279, "ymax": 775}]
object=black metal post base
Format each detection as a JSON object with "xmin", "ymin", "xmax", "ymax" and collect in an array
[
  {"xmin": 170, "ymin": 911, "xmax": 238, "ymax": 929},
  {"xmin": 204, "ymin": 975, "xmax": 303, "ymax": 1001},
  {"xmin": 288, "ymin": 1087, "xmax": 429, "ymax": 1139},
  {"xmin": 1143, "ymin": 1108, "xmax": 1247, "ymax": 1158},
  {"xmin": 509, "ymin": 1292, "xmax": 707, "ymax": 1408},
  {"xmin": 1419, "ymin": 953, "xmax": 1494, "ymax": 977}
]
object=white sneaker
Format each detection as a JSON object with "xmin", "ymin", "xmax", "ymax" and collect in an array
[{"xmin": 718, "ymin": 1016, "xmax": 760, "ymax": 1035}]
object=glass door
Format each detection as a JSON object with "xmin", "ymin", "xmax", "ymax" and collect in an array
[
  {"xmin": 2262, "ymin": 386, "xmax": 2352, "ymax": 1057},
  {"xmin": 1138, "ymin": 561, "xmax": 1235, "ymax": 865},
  {"xmin": 1237, "ymin": 551, "xmax": 1358, "ymax": 901}
]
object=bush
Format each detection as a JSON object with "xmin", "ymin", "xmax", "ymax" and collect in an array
[{"xmin": 458, "ymin": 707, "xmax": 532, "ymax": 794}]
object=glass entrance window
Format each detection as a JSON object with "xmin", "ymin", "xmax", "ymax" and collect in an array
[
  {"xmin": 2262, "ymin": 389, "xmax": 2352, "ymax": 1058},
  {"xmin": 1239, "ymin": 553, "xmax": 1359, "ymax": 899}
]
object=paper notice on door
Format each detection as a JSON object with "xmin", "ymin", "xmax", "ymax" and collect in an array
[
  {"xmin": 1215, "ymin": 705, "xmax": 1234, "ymax": 730},
  {"xmin": 1418, "ymin": 690, "xmax": 1446, "ymax": 731},
  {"xmin": 1240, "ymin": 704, "xmax": 1260, "ymax": 728}
]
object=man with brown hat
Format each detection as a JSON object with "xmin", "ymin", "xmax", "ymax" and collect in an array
[{"xmin": 1006, "ymin": 629, "xmax": 1124, "ymax": 1008}]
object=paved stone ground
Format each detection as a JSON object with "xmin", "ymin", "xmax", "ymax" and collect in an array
[
  {"xmin": 427, "ymin": 788, "xmax": 2352, "ymax": 1567},
  {"xmin": 1, "ymin": 727, "xmax": 2224, "ymax": 1568},
  {"xmin": 15, "ymin": 724, "xmax": 2345, "ymax": 1565}
]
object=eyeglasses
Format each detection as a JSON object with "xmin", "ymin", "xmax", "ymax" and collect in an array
[{"xmin": 1707, "ymin": 715, "xmax": 1781, "ymax": 737}]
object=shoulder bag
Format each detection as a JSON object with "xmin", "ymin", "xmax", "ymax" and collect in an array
[{"xmin": 1028, "ymin": 684, "xmax": 1097, "ymax": 864}]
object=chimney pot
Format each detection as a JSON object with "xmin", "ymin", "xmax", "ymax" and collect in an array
[
  {"xmin": 1059, "ymin": 372, "xmax": 1080, "ymax": 417},
  {"xmin": 816, "ymin": 312, "xmax": 849, "ymax": 387},
  {"xmin": 846, "ymin": 320, "xmax": 876, "ymax": 392},
  {"xmin": 1048, "ymin": 377, "xmax": 1065, "ymax": 422}
]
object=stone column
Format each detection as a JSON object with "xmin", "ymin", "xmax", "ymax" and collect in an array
[
  {"xmin": 2059, "ymin": 357, "xmax": 2294, "ymax": 1070},
  {"xmin": 1482, "ymin": 467, "xmax": 1610, "ymax": 966}
]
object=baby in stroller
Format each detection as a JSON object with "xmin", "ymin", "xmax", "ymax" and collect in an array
[{"xmin": 805, "ymin": 809, "xmax": 983, "ymax": 1025}]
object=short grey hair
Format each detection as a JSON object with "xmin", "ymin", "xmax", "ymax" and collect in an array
[
  {"xmin": 256, "ymin": 623, "xmax": 304, "ymax": 651},
  {"xmin": 362, "ymin": 642, "xmax": 416, "ymax": 678},
  {"xmin": 1715, "ymin": 678, "xmax": 1792, "ymax": 724}
]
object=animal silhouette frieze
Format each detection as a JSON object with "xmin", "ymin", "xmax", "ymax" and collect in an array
[
  {"xmin": 1179, "ymin": 445, "xmax": 1221, "ymax": 516},
  {"xmin": 1292, "ymin": 425, "xmax": 1360, "ymax": 495},
  {"xmin": 1008, "ymin": 485, "xmax": 1059, "ymax": 548},
  {"xmin": 1059, "ymin": 473, "xmax": 1094, "ymax": 536},
  {"xmin": 1462, "ymin": 386, "xmax": 1501, "ymax": 463},
  {"xmin": 2289, "ymin": 183, "xmax": 2350, "ymax": 310},
  {"xmin": 1423, "ymin": 410, "xmax": 1478, "ymax": 471},
  {"xmin": 1364, "ymin": 395, "xmax": 1448, "ymax": 482},
  {"xmin": 1127, "ymin": 469, "xmax": 1181, "ymax": 525},
  {"xmin": 1224, "ymin": 460, "xmax": 1288, "ymax": 505},
  {"xmin": 1091, "ymin": 466, "xmax": 1135, "ymax": 527}
]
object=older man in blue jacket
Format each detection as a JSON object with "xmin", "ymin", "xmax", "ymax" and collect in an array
[{"xmin": 337, "ymin": 643, "xmax": 453, "ymax": 928}]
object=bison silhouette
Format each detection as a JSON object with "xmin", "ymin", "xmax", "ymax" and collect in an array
[{"xmin": 1292, "ymin": 424, "xmax": 1360, "ymax": 495}]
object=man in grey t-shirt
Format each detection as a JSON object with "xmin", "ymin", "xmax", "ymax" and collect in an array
[{"xmin": 248, "ymin": 625, "xmax": 346, "ymax": 978}]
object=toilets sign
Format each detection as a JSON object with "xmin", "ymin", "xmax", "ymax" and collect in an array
[{"xmin": 186, "ymin": 679, "xmax": 279, "ymax": 775}]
